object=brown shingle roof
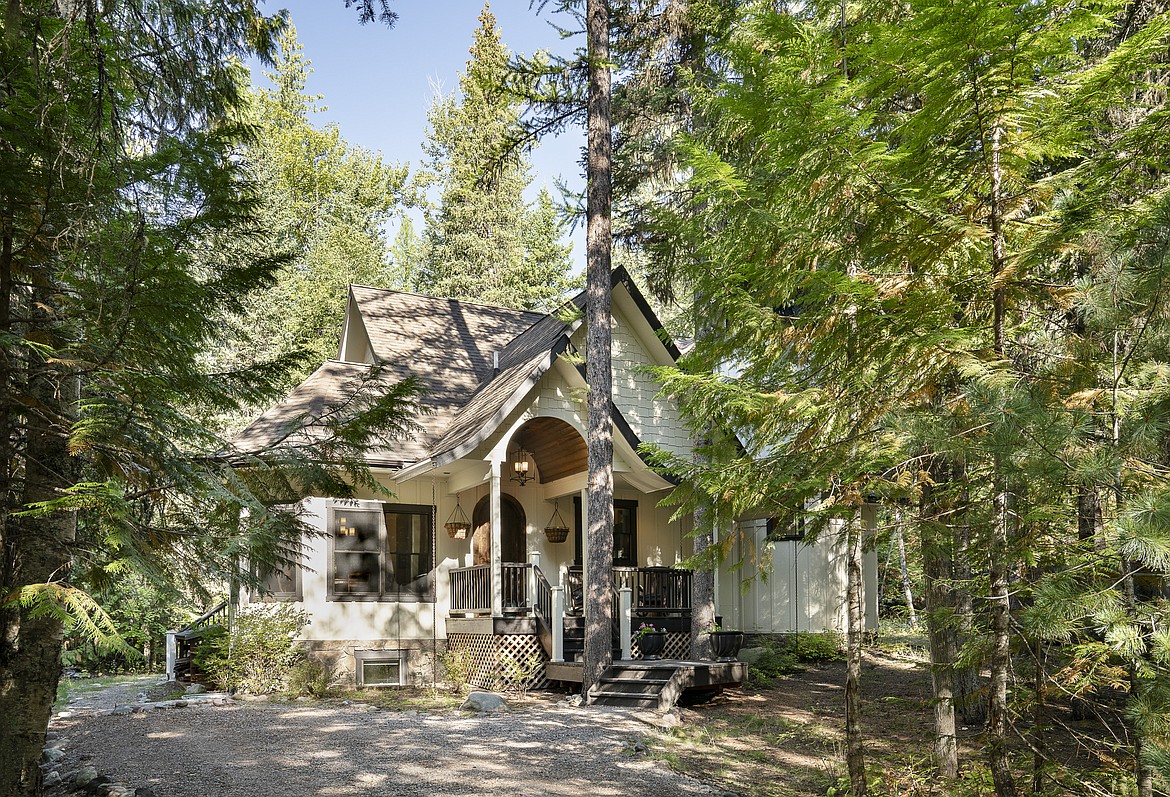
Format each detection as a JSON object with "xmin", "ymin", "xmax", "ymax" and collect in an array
[{"xmin": 236, "ymin": 269, "xmax": 675, "ymax": 473}]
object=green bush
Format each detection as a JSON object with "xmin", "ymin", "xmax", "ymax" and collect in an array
[
  {"xmin": 748, "ymin": 646, "xmax": 801, "ymax": 684},
  {"xmin": 202, "ymin": 604, "xmax": 310, "ymax": 694},
  {"xmin": 286, "ymin": 657, "xmax": 330, "ymax": 697},
  {"xmin": 438, "ymin": 645, "xmax": 474, "ymax": 694},
  {"xmin": 792, "ymin": 631, "xmax": 845, "ymax": 662}
]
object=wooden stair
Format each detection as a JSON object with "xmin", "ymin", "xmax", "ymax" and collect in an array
[{"xmin": 588, "ymin": 662, "xmax": 683, "ymax": 711}]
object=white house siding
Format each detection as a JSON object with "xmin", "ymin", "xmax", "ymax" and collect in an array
[
  {"xmin": 609, "ymin": 312, "xmax": 691, "ymax": 459},
  {"xmin": 718, "ymin": 517, "xmax": 880, "ymax": 635}
]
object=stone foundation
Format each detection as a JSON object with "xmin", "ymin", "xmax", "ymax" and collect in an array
[{"xmin": 302, "ymin": 639, "xmax": 442, "ymax": 688}]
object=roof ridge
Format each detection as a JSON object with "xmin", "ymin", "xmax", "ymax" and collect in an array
[{"xmin": 349, "ymin": 283, "xmax": 552, "ymax": 319}]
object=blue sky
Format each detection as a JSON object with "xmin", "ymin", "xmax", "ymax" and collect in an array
[{"xmin": 257, "ymin": 1, "xmax": 587, "ymax": 268}]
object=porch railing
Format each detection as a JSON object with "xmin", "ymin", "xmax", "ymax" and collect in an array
[
  {"xmin": 450, "ymin": 563, "xmax": 693, "ymax": 617},
  {"xmin": 568, "ymin": 566, "xmax": 692, "ymax": 614},
  {"xmin": 449, "ymin": 564, "xmax": 491, "ymax": 615},
  {"xmin": 502, "ymin": 562, "xmax": 529, "ymax": 614}
]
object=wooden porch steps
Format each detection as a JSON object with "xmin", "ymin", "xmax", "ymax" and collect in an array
[{"xmin": 588, "ymin": 663, "xmax": 684, "ymax": 711}]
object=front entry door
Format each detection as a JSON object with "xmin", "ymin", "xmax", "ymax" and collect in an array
[{"xmin": 472, "ymin": 494, "xmax": 526, "ymax": 564}]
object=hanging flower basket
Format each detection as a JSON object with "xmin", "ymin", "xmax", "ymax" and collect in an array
[
  {"xmin": 444, "ymin": 499, "xmax": 471, "ymax": 539},
  {"xmin": 542, "ymin": 500, "xmax": 569, "ymax": 544},
  {"xmin": 445, "ymin": 521, "xmax": 470, "ymax": 540}
]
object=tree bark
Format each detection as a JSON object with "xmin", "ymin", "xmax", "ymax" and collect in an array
[
  {"xmin": 920, "ymin": 477, "xmax": 959, "ymax": 779},
  {"xmin": 0, "ymin": 291, "xmax": 79, "ymax": 797},
  {"xmin": 986, "ymin": 117, "xmax": 1017, "ymax": 797},
  {"xmin": 893, "ymin": 510, "xmax": 917, "ymax": 628},
  {"xmin": 582, "ymin": 0, "xmax": 614, "ymax": 697},
  {"xmin": 690, "ymin": 505, "xmax": 715, "ymax": 660},
  {"xmin": 845, "ymin": 515, "xmax": 867, "ymax": 796}
]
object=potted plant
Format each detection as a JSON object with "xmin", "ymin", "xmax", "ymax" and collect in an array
[
  {"xmin": 633, "ymin": 622, "xmax": 666, "ymax": 660},
  {"xmin": 704, "ymin": 621, "xmax": 744, "ymax": 662}
]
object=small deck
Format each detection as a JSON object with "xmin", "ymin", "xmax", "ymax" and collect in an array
[
  {"xmin": 549, "ymin": 658, "xmax": 748, "ymax": 711},
  {"xmin": 546, "ymin": 658, "xmax": 747, "ymax": 686}
]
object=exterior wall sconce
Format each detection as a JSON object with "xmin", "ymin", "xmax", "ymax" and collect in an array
[{"xmin": 511, "ymin": 444, "xmax": 533, "ymax": 486}]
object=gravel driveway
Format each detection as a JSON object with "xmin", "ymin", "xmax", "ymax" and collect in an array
[{"xmin": 51, "ymin": 699, "xmax": 729, "ymax": 797}]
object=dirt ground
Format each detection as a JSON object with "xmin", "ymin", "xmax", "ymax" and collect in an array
[
  {"xmin": 654, "ymin": 650, "xmax": 942, "ymax": 796},
  {"xmin": 46, "ymin": 648, "xmax": 1128, "ymax": 797}
]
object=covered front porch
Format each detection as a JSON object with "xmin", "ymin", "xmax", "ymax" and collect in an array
[{"xmin": 447, "ymin": 561, "xmax": 695, "ymax": 662}]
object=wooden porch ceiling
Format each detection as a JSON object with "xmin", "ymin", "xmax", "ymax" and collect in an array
[{"xmin": 518, "ymin": 417, "xmax": 586, "ymax": 484}]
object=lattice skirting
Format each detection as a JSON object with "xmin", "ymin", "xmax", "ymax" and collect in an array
[
  {"xmin": 632, "ymin": 631, "xmax": 690, "ymax": 660},
  {"xmin": 446, "ymin": 632, "xmax": 549, "ymax": 692}
]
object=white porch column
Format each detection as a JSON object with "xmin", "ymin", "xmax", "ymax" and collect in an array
[
  {"xmin": 579, "ymin": 486, "xmax": 589, "ymax": 596},
  {"xmin": 528, "ymin": 550, "xmax": 541, "ymax": 613},
  {"xmin": 490, "ymin": 458, "xmax": 503, "ymax": 617},
  {"xmin": 551, "ymin": 586, "xmax": 565, "ymax": 662},
  {"xmin": 165, "ymin": 630, "xmax": 177, "ymax": 681},
  {"xmin": 619, "ymin": 587, "xmax": 633, "ymax": 660}
]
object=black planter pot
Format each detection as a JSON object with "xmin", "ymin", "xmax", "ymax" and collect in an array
[
  {"xmin": 708, "ymin": 631, "xmax": 744, "ymax": 661},
  {"xmin": 638, "ymin": 632, "xmax": 666, "ymax": 660}
]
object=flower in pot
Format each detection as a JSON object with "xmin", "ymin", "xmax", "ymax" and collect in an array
[
  {"xmin": 634, "ymin": 622, "xmax": 666, "ymax": 660},
  {"xmin": 704, "ymin": 621, "xmax": 744, "ymax": 662}
]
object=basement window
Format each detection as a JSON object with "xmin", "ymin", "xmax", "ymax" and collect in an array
[{"xmin": 355, "ymin": 650, "xmax": 404, "ymax": 687}]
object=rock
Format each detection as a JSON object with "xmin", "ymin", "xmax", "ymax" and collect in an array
[
  {"xmin": 85, "ymin": 775, "xmax": 112, "ymax": 794},
  {"xmin": 42, "ymin": 747, "xmax": 66, "ymax": 764},
  {"xmin": 134, "ymin": 788, "xmax": 158, "ymax": 797},
  {"xmin": 45, "ymin": 731, "xmax": 59, "ymax": 741},
  {"xmin": 43, "ymin": 771, "xmax": 62, "ymax": 788},
  {"xmin": 73, "ymin": 767, "xmax": 98, "ymax": 787},
  {"xmin": 736, "ymin": 646, "xmax": 769, "ymax": 665},
  {"xmin": 173, "ymin": 700, "xmax": 188, "ymax": 708},
  {"xmin": 460, "ymin": 691, "xmax": 508, "ymax": 712},
  {"xmin": 184, "ymin": 683, "xmax": 207, "ymax": 695},
  {"xmin": 55, "ymin": 711, "xmax": 73, "ymax": 719}
]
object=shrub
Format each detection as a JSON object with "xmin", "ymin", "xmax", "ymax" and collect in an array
[
  {"xmin": 438, "ymin": 645, "xmax": 474, "ymax": 694},
  {"xmin": 202, "ymin": 604, "xmax": 310, "ymax": 694},
  {"xmin": 749, "ymin": 645, "xmax": 802, "ymax": 684},
  {"xmin": 286, "ymin": 657, "xmax": 331, "ymax": 697},
  {"xmin": 792, "ymin": 631, "xmax": 845, "ymax": 663}
]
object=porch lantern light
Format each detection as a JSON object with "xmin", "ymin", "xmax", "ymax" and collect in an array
[
  {"xmin": 511, "ymin": 443, "xmax": 534, "ymax": 486},
  {"xmin": 543, "ymin": 501, "xmax": 569, "ymax": 544},
  {"xmin": 444, "ymin": 499, "xmax": 471, "ymax": 540}
]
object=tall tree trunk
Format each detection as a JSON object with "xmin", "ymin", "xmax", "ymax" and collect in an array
[
  {"xmin": 920, "ymin": 475, "xmax": 959, "ymax": 779},
  {"xmin": 893, "ymin": 510, "xmax": 917, "ymax": 628},
  {"xmin": 0, "ymin": 292, "xmax": 78, "ymax": 797},
  {"xmin": 951, "ymin": 473, "xmax": 985, "ymax": 728},
  {"xmin": 582, "ymin": 0, "xmax": 614, "ymax": 697},
  {"xmin": 690, "ymin": 505, "xmax": 715, "ymax": 660},
  {"xmin": 986, "ymin": 118, "xmax": 1017, "ymax": 797},
  {"xmin": 845, "ymin": 515, "xmax": 867, "ymax": 796}
]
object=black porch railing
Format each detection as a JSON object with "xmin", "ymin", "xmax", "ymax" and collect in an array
[{"xmin": 449, "ymin": 563, "xmax": 693, "ymax": 617}]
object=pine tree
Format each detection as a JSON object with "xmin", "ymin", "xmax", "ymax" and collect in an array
[
  {"xmin": 217, "ymin": 25, "xmax": 409, "ymax": 394},
  {"xmin": 0, "ymin": 6, "xmax": 413, "ymax": 795},
  {"xmin": 418, "ymin": 6, "xmax": 575, "ymax": 312}
]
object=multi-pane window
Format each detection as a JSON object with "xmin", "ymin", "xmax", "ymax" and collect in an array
[
  {"xmin": 329, "ymin": 502, "xmax": 434, "ymax": 601},
  {"xmin": 258, "ymin": 563, "xmax": 301, "ymax": 601},
  {"xmin": 613, "ymin": 500, "xmax": 637, "ymax": 567},
  {"xmin": 573, "ymin": 497, "xmax": 638, "ymax": 567}
]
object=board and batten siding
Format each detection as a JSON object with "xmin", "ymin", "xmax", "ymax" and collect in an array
[{"xmin": 719, "ymin": 517, "xmax": 880, "ymax": 635}]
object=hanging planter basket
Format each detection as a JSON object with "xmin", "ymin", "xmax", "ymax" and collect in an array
[
  {"xmin": 543, "ymin": 500, "xmax": 570, "ymax": 544},
  {"xmin": 444, "ymin": 499, "xmax": 471, "ymax": 540}
]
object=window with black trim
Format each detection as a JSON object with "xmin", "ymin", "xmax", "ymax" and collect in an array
[
  {"xmin": 573, "ymin": 497, "xmax": 638, "ymax": 567},
  {"xmin": 258, "ymin": 563, "xmax": 301, "ymax": 601},
  {"xmin": 328, "ymin": 502, "xmax": 434, "ymax": 602},
  {"xmin": 766, "ymin": 513, "xmax": 807, "ymax": 542}
]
